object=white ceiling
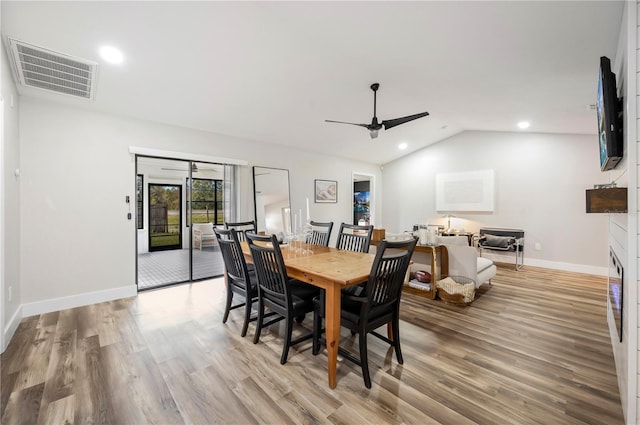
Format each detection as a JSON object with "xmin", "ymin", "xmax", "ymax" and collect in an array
[{"xmin": 1, "ymin": 1, "xmax": 624, "ymax": 165}]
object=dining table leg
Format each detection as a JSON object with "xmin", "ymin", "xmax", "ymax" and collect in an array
[{"xmin": 324, "ymin": 284, "xmax": 341, "ymax": 389}]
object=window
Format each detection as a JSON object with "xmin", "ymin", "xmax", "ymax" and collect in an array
[
  {"xmin": 136, "ymin": 174, "xmax": 143, "ymax": 229},
  {"xmin": 188, "ymin": 178, "xmax": 224, "ymax": 225}
]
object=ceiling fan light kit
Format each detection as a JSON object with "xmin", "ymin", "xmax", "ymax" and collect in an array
[{"xmin": 326, "ymin": 83, "xmax": 429, "ymax": 139}]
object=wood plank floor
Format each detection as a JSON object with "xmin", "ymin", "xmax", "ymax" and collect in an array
[{"xmin": 1, "ymin": 264, "xmax": 624, "ymax": 424}]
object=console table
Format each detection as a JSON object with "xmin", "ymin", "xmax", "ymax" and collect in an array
[
  {"xmin": 370, "ymin": 240, "xmax": 448, "ymax": 280},
  {"xmin": 414, "ymin": 244, "xmax": 449, "ymax": 279}
]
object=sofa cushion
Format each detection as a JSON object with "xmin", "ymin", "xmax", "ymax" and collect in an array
[{"xmin": 477, "ymin": 257, "xmax": 494, "ymax": 273}]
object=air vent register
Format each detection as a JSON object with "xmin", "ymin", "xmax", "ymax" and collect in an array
[{"xmin": 7, "ymin": 37, "xmax": 98, "ymax": 100}]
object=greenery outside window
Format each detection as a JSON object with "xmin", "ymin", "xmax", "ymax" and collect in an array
[{"xmin": 188, "ymin": 178, "xmax": 224, "ymax": 225}]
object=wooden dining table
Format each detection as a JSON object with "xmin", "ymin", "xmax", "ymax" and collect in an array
[{"xmin": 241, "ymin": 241, "xmax": 373, "ymax": 389}]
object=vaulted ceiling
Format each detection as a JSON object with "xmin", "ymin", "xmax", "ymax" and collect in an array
[{"xmin": 1, "ymin": 1, "xmax": 624, "ymax": 164}]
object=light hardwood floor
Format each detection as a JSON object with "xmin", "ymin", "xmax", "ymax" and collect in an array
[{"xmin": 1, "ymin": 264, "xmax": 624, "ymax": 424}]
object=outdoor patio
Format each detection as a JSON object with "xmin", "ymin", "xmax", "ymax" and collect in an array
[{"xmin": 137, "ymin": 246, "xmax": 225, "ymax": 290}]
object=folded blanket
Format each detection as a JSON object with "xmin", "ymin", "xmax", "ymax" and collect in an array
[{"xmin": 406, "ymin": 279, "xmax": 433, "ymax": 292}]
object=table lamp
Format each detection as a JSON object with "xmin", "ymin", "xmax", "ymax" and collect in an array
[{"xmin": 443, "ymin": 214, "xmax": 455, "ymax": 233}]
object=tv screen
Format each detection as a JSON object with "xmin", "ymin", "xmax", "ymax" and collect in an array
[{"xmin": 597, "ymin": 56, "xmax": 622, "ymax": 171}]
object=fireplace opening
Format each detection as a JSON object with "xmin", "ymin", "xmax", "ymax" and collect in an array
[{"xmin": 609, "ymin": 247, "xmax": 623, "ymax": 342}]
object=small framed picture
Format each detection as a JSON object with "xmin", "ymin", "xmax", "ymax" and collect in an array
[{"xmin": 315, "ymin": 179, "xmax": 337, "ymax": 203}]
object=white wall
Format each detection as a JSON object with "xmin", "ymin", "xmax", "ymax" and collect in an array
[
  {"xmin": 598, "ymin": 3, "xmax": 640, "ymax": 423},
  {"xmin": 632, "ymin": 1, "xmax": 640, "ymax": 420},
  {"xmin": 1, "ymin": 39, "xmax": 21, "ymax": 351},
  {"xmin": 605, "ymin": 6, "xmax": 634, "ymax": 420},
  {"xmin": 16, "ymin": 98, "xmax": 380, "ymax": 317},
  {"xmin": 622, "ymin": 2, "xmax": 640, "ymax": 423},
  {"xmin": 382, "ymin": 131, "xmax": 610, "ymax": 274}
]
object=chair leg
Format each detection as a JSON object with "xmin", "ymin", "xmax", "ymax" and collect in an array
[
  {"xmin": 312, "ymin": 311, "xmax": 321, "ymax": 355},
  {"xmin": 253, "ymin": 299, "xmax": 264, "ymax": 344},
  {"xmin": 280, "ymin": 315, "xmax": 294, "ymax": 365},
  {"xmin": 392, "ymin": 316, "xmax": 403, "ymax": 364},
  {"xmin": 359, "ymin": 330, "xmax": 371, "ymax": 389},
  {"xmin": 241, "ymin": 294, "xmax": 252, "ymax": 337},
  {"xmin": 222, "ymin": 289, "xmax": 233, "ymax": 324}
]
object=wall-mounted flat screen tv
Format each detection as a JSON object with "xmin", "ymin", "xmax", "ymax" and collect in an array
[{"xmin": 597, "ymin": 56, "xmax": 623, "ymax": 171}]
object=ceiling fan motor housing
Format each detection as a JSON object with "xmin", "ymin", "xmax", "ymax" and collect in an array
[{"xmin": 325, "ymin": 82, "xmax": 429, "ymax": 137}]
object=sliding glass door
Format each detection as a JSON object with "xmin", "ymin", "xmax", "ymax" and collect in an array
[
  {"xmin": 136, "ymin": 157, "xmax": 225, "ymax": 290},
  {"xmin": 188, "ymin": 163, "xmax": 226, "ymax": 280}
]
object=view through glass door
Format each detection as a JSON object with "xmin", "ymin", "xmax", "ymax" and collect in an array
[
  {"xmin": 149, "ymin": 183, "xmax": 182, "ymax": 251},
  {"xmin": 136, "ymin": 157, "xmax": 225, "ymax": 290},
  {"xmin": 188, "ymin": 163, "xmax": 226, "ymax": 280}
]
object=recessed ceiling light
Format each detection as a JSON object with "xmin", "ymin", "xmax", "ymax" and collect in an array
[
  {"xmin": 398, "ymin": 143, "xmax": 408, "ymax": 150},
  {"xmin": 99, "ymin": 46, "xmax": 123, "ymax": 64},
  {"xmin": 517, "ymin": 121, "xmax": 530, "ymax": 129}
]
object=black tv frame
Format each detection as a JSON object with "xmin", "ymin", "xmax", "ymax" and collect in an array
[{"xmin": 597, "ymin": 56, "xmax": 623, "ymax": 171}]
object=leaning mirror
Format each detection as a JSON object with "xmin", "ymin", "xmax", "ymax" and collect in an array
[{"xmin": 253, "ymin": 167, "xmax": 291, "ymax": 236}]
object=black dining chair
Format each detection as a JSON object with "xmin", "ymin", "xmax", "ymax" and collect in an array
[
  {"xmin": 214, "ymin": 227, "xmax": 264, "ymax": 337},
  {"xmin": 313, "ymin": 237, "xmax": 417, "ymax": 388},
  {"xmin": 225, "ymin": 220, "xmax": 257, "ymax": 242},
  {"xmin": 246, "ymin": 232, "xmax": 320, "ymax": 365},
  {"xmin": 335, "ymin": 223, "xmax": 374, "ymax": 253},
  {"xmin": 335, "ymin": 223, "xmax": 374, "ymax": 297},
  {"xmin": 306, "ymin": 221, "xmax": 334, "ymax": 247}
]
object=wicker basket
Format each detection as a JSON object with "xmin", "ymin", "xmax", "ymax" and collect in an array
[{"xmin": 437, "ymin": 275, "xmax": 476, "ymax": 305}]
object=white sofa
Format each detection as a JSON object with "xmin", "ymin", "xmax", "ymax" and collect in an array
[
  {"xmin": 444, "ymin": 244, "xmax": 497, "ymax": 288},
  {"xmin": 193, "ymin": 223, "xmax": 217, "ymax": 250}
]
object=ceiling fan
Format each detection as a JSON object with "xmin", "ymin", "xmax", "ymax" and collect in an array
[
  {"xmin": 325, "ymin": 83, "xmax": 429, "ymax": 139},
  {"xmin": 161, "ymin": 163, "xmax": 200, "ymax": 172},
  {"xmin": 160, "ymin": 163, "xmax": 219, "ymax": 173}
]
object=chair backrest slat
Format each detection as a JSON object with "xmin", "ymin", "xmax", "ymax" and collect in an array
[
  {"xmin": 335, "ymin": 223, "xmax": 373, "ymax": 253},
  {"xmin": 214, "ymin": 228, "xmax": 251, "ymax": 290},
  {"xmin": 365, "ymin": 238, "xmax": 417, "ymax": 314},
  {"xmin": 225, "ymin": 220, "xmax": 257, "ymax": 242},
  {"xmin": 246, "ymin": 233, "xmax": 290, "ymax": 308},
  {"xmin": 306, "ymin": 221, "xmax": 334, "ymax": 247}
]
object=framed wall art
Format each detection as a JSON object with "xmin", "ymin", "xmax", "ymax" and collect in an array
[
  {"xmin": 435, "ymin": 170, "xmax": 494, "ymax": 212},
  {"xmin": 315, "ymin": 179, "xmax": 337, "ymax": 203}
]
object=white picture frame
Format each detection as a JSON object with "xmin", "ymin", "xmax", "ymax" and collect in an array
[
  {"xmin": 436, "ymin": 170, "xmax": 494, "ymax": 212},
  {"xmin": 315, "ymin": 179, "xmax": 337, "ymax": 203}
]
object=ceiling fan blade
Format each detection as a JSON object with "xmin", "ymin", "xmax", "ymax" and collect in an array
[
  {"xmin": 325, "ymin": 119, "xmax": 370, "ymax": 129},
  {"xmin": 381, "ymin": 112, "xmax": 430, "ymax": 130}
]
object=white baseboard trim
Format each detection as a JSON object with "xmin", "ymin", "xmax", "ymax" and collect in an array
[
  {"xmin": 3, "ymin": 304, "xmax": 23, "ymax": 353},
  {"xmin": 21, "ymin": 285, "xmax": 138, "ymax": 318},
  {"xmin": 482, "ymin": 252, "xmax": 607, "ymax": 277}
]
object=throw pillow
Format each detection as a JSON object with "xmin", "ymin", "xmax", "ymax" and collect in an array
[{"xmin": 483, "ymin": 234, "xmax": 513, "ymax": 248}]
